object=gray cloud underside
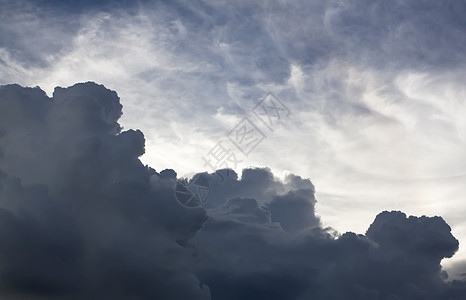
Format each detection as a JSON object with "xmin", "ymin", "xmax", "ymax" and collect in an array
[{"xmin": 0, "ymin": 82, "xmax": 465, "ymax": 299}]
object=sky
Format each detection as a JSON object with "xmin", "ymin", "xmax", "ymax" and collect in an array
[{"xmin": 0, "ymin": 0, "xmax": 466, "ymax": 299}]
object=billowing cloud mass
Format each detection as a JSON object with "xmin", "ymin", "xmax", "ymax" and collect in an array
[
  {"xmin": 0, "ymin": 82, "xmax": 465, "ymax": 299},
  {"xmin": 1, "ymin": 0, "xmax": 465, "ymax": 251}
]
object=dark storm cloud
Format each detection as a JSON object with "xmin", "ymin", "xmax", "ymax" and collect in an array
[
  {"xmin": 195, "ymin": 204, "xmax": 462, "ymax": 299},
  {"xmin": 193, "ymin": 168, "xmax": 464, "ymax": 299},
  {"xmin": 1, "ymin": 82, "xmax": 466, "ymax": 299},
  {"xmin": 0, "ymin": 83, "xmax": 210, "ymax": 299}
]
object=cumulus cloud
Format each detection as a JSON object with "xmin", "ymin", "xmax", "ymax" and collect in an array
[
  {"xmin": 0, "ymin": 82, "xmax": 465, "ymax": 299},
  {"xmin": 0, "ymin": 83, "xmax": 210, "ymax": 299}
]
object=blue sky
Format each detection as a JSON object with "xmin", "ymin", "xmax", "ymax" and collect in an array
[{"xmin": 1, "ymin": 0, "xmax": 466, "ymax": 278}]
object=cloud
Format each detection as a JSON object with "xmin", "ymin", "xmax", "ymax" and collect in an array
[
  {"xmin": 195, "ymin": 194, "xmax": 461, "ymax": 299},
  {"xmin": 1, "ymin": 0, "xmax": 466, "ymax": 297},
  {"xmin": 0, "ymin": 82, "xmax": 465, "ymax": 299},
  {"xmin": 0, "ymin": 83, "xmax": 210, "ymax": 299},
  {"xmin": 193, "ymin": 167, "xmax": 464, "ymax": 299}
]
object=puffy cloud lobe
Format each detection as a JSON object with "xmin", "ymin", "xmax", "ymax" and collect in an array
[
  {"xmin": 266, "ymin": 190, "xmax": 319, "ymax": 234},
  {"xmin": 0, "ymin": 83, "xmax": 209, "ymax": 299},
  {"xmin": 195, "ymin": 196, "xmax": 462, "ymax": 299},
  {"xmin": 0, "ymin": 82, "xmax": 465, "ymax": 299},
  {"xmin": 367, "ymin": 211, "xmax": 459, "ymax": 261}
]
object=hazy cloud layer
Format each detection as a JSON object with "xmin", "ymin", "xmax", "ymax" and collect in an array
[{"xmin": 0, "ymin": 82, "xmax": 465, "ymax": 299}]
